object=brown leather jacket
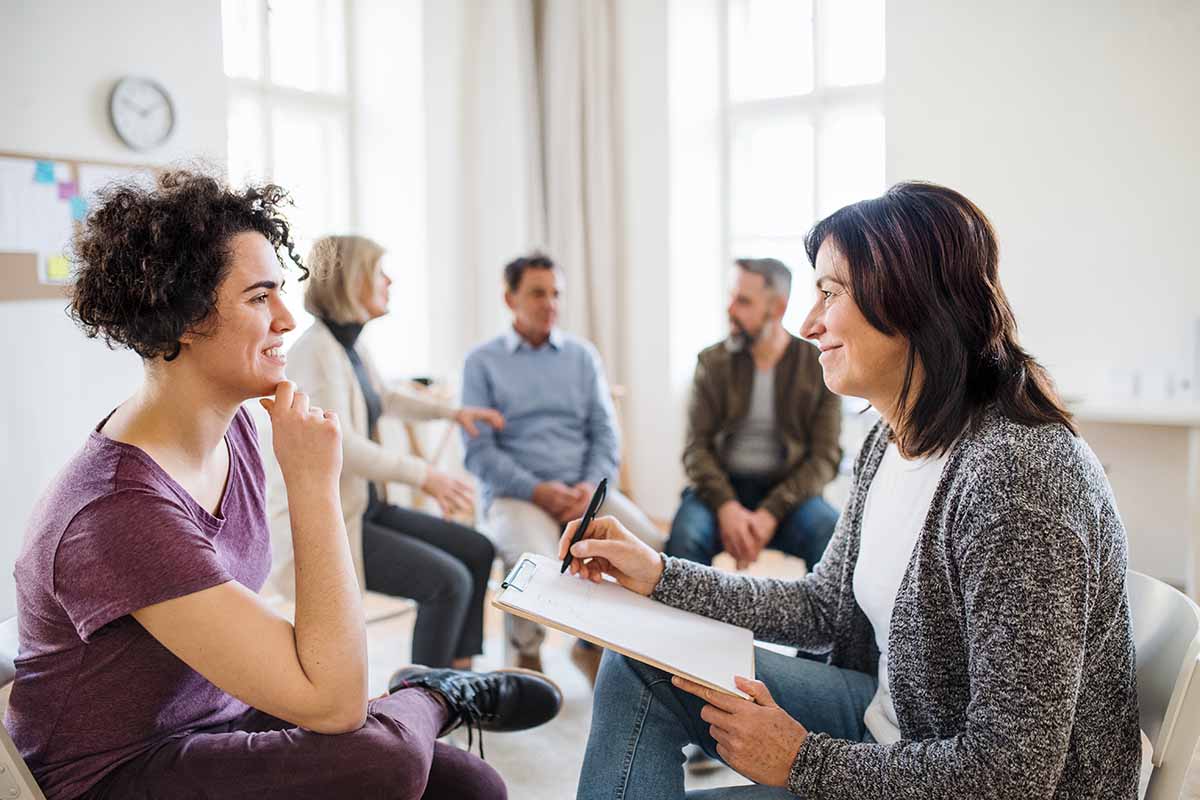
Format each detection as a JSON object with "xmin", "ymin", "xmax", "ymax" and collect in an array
[{"xmin": 683, "ymin": 335, "xmax": 841, "ymax": 519}]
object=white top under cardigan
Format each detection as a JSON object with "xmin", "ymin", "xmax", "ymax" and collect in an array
[
  {"xmin": 259, "ymin": 321, "xmax": 458, "ymax": 602},
  {"xmin": 854, "ymin": 439, "xmax": 950, "ymax": 744}
]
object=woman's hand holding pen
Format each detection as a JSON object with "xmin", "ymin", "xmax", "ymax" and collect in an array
[{"xmin": 556, "ymin": 516, "xmax": 664, "ymax": 597}]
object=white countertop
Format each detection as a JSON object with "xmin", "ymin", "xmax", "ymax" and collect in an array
[{"xmin": 1067, "ymin": 399, "xmax": 1200, "ymax": 428}]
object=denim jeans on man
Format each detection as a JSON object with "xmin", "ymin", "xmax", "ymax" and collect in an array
[
  {"xmin": 666, "ymin": 475, "xmax": 838, "ymax": 569},
  {"xmin": 576, "ymin": 648, "xmax": 876, "ymax": 800}
]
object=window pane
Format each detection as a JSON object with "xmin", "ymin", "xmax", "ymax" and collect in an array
[
  {"xmin": 821, "ymin": 0, "xmax": 886, "ymax": 87},
  {"xmin": 818, "ymin": 108, "xmax": 885, "ymax": 216},
  {"xmin": 268, "ymin": 0, "xmax": 347, "ymax": 93},
  {"xmin": 271, "ymin": 105, "xmax": 351, "ymax": 340},
  {"xmin": 730, "ymin": 237, "xmax": 815, "ymax": 335},
  {"xmin": 728, "ymin": 0, "xmax": 814, "ymax": 101},
  {"xmin": 731, "ymin": 117, "xmax": 815, "ymax": 239},
  {"xmin": 226, "ymin": 92, "xmax": 266, "ymax": 185},
  {"xmin": 222, "ymin": 0, "xmax": 262, "ymax": 79}
]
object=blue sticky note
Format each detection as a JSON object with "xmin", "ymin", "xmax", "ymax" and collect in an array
[
  {"xmin": 34, "ymin": 161, "xmax": 55, "ymax": 183},
  {"xmin": 70, "ymin": 196, "xmax": 88, "ymax": 221}
]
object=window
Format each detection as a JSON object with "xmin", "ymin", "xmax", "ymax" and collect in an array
[
  {"xmin": 725, "ymin": 0, "xmax": 886, "ymax": 332},
  {"xmin": 222, "ymin": 0, "xmax": 354, "ymax": 340}
]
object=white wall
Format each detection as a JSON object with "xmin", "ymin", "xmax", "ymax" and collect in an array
[
  {"xmin": 887, "ymin": 0, "xmax": 1200, "ymax": 584},
  {"xmin": 353, "ymin": 0, "xmax": 431, "ymax": 382},
  {"xmin": 0, "ymin": 0, "xmax": 227, "ymax": 617},
  {"xmin": 887, "ymin": 0, "xmax": 1200, "ymax": 400},
  {"xmin": 615, "ymin": 0, "xmax": 680, "ymax": 519},
  {"xmin": 423, "ymin": 0, "xmax": 544, "ymax": 378}
]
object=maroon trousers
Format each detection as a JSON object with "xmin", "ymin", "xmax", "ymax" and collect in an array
[{"xmin": 83, "ymin": 689, "xmax": 505, "ymax": 800}]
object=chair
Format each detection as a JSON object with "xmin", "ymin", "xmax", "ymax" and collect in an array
[
  {"xmin": 0, "ymin": 617, "xmax": 48, "ymax": 799},
  {"xmin": 1129, "ymin": 570, "xmax": 1200, "ymax": 800}
]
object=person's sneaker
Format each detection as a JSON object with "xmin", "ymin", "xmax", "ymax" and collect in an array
[
  {"xmin": 684, "ymin": 743, "xmax": 723, "ymax": 775},
  {"xmin": 570, "ymin": 639, "xmax": 602, "ymax": 686},
  {"xmin": 388, "ymin": 666, "xmax": 563, "ymax": 755}
]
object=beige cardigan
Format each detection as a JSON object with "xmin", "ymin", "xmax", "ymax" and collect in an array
[{"xmin": 260, "ymin": 321, "xmax": 457, "ymax": 602}]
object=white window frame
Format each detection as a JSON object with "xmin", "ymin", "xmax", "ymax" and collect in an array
[
  {"xmin": 719, "ymin": 0, "xmax": 886, "ymax": 321},
  {"xmin": 224, "ymin": 0, "xmax": 359, "ymax": 230}
]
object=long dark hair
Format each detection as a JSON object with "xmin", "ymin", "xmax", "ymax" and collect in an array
[{"xmin": 804, "ymin": 181, "xmax": 1074, "ymax": 457}]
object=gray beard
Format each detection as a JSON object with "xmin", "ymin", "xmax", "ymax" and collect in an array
[{"xmin": 725, "ymin": 319, "xmax": 760, "ymax": 352}]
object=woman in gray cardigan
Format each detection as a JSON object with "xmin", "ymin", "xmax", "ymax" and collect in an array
[{"xmin": 564, "ymin": 183, "xmax": 1141, "ymax": 799}]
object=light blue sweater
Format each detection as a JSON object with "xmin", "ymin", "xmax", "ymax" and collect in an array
[{"xmin": 461, "ymin": 328, "xmax": 619, "ymax": 509}]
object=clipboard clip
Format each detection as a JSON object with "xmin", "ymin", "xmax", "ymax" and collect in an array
[{"xmin": 501, "ymin": 558, "xmax": 537, "ymax": 592}]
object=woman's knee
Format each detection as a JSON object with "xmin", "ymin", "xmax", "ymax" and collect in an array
[
  {"xmin": 425, "ymin": 742, "xmax": 507, "ymax": 800},
  {"xmin": 455, "ymin": 758, "xmax": 506, "ymax": 800},
  {"xmin": 418, "ymin": 556, "xmax": 473, "ymax": 608},
  {"xmin": 595, "ymin": 650, "xmax": 668, "ymax": 700},
  {"xmin": 466, "ymin": 531, "xmax": 497, "ymax": 577},
  {"xmin": 444, "ymin": 558, "xmax": 474, "ymax": 603},
  {"xmin": 341, "ymin": 717, "xmax": 435, "ymax": 799}
]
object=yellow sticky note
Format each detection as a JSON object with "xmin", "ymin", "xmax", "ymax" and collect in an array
[{"xmin": 44, "ymin": 255, "xmax": 71, "ymax": 284}]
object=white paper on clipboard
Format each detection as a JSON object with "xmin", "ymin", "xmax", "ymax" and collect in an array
[{"xmin": 493, "ymin": 553, "xmax": 755, "ymax": 698}]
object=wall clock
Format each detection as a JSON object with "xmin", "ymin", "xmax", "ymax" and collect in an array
[{"xmin": 108, "ymin": 76, "xmax": 176, "ymax": 151}]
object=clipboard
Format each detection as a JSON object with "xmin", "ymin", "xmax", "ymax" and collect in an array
[{"xmin": 493, "ymin": 553, "xmax": 755, "ymax": 698}]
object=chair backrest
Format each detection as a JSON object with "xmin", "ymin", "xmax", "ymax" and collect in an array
[
  {"xmin": 0, "ymin": 617, "xmax": 48, "ymax": 800},
  {"xmin": 0, "ymin": 617, "xmax": 17, "ymax": 693},
  {"xmin": 1128, "ymin": 570, "xmax": 1200, "ymax": 765}
]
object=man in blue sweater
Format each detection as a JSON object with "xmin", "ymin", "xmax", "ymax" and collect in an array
[{"xmin": 462, "ymin": 252, "xmax": 664, "ymax": 677}]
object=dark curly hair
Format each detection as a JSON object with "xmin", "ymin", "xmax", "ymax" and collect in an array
[{"xmin": 69, "ymin": 169, "xmax": 307, "ymax": 362}]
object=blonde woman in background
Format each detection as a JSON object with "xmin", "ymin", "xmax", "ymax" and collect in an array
[{"xmin": 265, "ymin": 235, "xmax": 503, "ymax": 670}]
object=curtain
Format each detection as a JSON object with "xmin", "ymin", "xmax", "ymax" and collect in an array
[{"xmin": 448, "ymin": 0, "xmax": 624, "ymax": 377}]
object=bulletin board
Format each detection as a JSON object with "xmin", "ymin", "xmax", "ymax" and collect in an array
[{"xmin": 0, "ymin": 151, "xmax": 157, "ymax": 302}]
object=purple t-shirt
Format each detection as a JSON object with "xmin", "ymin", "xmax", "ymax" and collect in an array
[{"xmin": 7, "ymin": 407, "xmax": 271, "ymax": 800}]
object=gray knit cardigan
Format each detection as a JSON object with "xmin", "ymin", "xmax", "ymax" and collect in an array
[{"xmin": 652, "ymin": 409, "xmax": 1141, "ymax": 798}]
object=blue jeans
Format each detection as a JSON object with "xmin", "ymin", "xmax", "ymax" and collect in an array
[
  {"xmin": 576, "ymin": 648, "xmax": 877, "ymax": 799},
  {"xmin": 667, "ymin": 479, "xmax": 838, "ymax": 569}
]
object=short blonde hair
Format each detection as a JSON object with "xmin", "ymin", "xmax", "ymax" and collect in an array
[{"xmin": 303, "ymin": 235, "xmax": 386, "ymax": 323}]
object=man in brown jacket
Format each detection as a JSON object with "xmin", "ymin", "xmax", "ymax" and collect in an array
[{"xmin": 667, "ymin": 257, "xmax": 842, "ymax": 571}]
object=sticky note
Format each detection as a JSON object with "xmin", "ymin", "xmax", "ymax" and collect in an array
[
  {"xmin": 54, "ymin": 162, "xmax": 71, "ymax": 182},
  {"xmin": 43, "ymin": 255, "xmax": 72, "ymax": 284},
  {"xmin": 70, "ymin": 196, "xmax": 88, "ymax": 221},
  {"xmin": 34, "ymin": 161, "xmax": 55, "ymax": 183},
  {"xmin": 58, "ymin": 181, "xmax": 78, "ymax": 200}
]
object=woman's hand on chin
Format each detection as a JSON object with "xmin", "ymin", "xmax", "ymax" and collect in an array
[{"xmin": 261, "ymin": 381, "xmax": 342, "ymax": 495}]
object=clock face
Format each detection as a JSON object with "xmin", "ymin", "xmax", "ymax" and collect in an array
[{"xmin": 109, "ymin": 77, "xmax": 175, "ymax": 151}]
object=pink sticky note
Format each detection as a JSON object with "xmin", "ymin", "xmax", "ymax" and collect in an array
[{"xmin": 58, "ymin": 181, "xmax": 78, "ymax": 200}]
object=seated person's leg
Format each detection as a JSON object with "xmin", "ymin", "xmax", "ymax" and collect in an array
[
  {"xmin": 767, "ymin": 496, "xmax": 840, "ymax": 571},
  {"xmin": 577, "ymin": 648, "xmax": 876, "ymax": 800},
  {"xmin": 362, "ymin": 516, "xmax": 475, "ymax": 668},
  {"xmin": 664, "ymin": 488, "xmax": 722, "ymax": 566},
  {"xmin": 423, "ymin": 741, "xmax": 507, "ymax": 800},
  {"xmin": 486, "ymin": 497, "xmax": 563, "ymax": 567},
  {"xmin": 88, "ymin": 689, "xmax": 451, "ymax": 800},
  {"xmin": 487, "ymin": 498, "xmax": 563, "ymax": 668},
  {"xmin": 365, "ymin": 504, "xmax": 495, "ymax": 667},
  {"xmin": 600, "ymin": 487, "xmax": 668, "ymax": 551}
]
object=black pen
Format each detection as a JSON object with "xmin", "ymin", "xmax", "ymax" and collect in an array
[{"xmin": 561, "ymin": 478, "xmax": 608, "ymax": 574}]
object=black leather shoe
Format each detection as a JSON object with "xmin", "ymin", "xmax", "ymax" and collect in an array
[{"xmin": 388, "ymin": 666, "xmax": 563, "ymax": 753}]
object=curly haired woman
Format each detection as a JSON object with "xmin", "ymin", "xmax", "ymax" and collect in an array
[{"xmin": 6, "ymin": 170, "xmax": 561, "ymax": 800}]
